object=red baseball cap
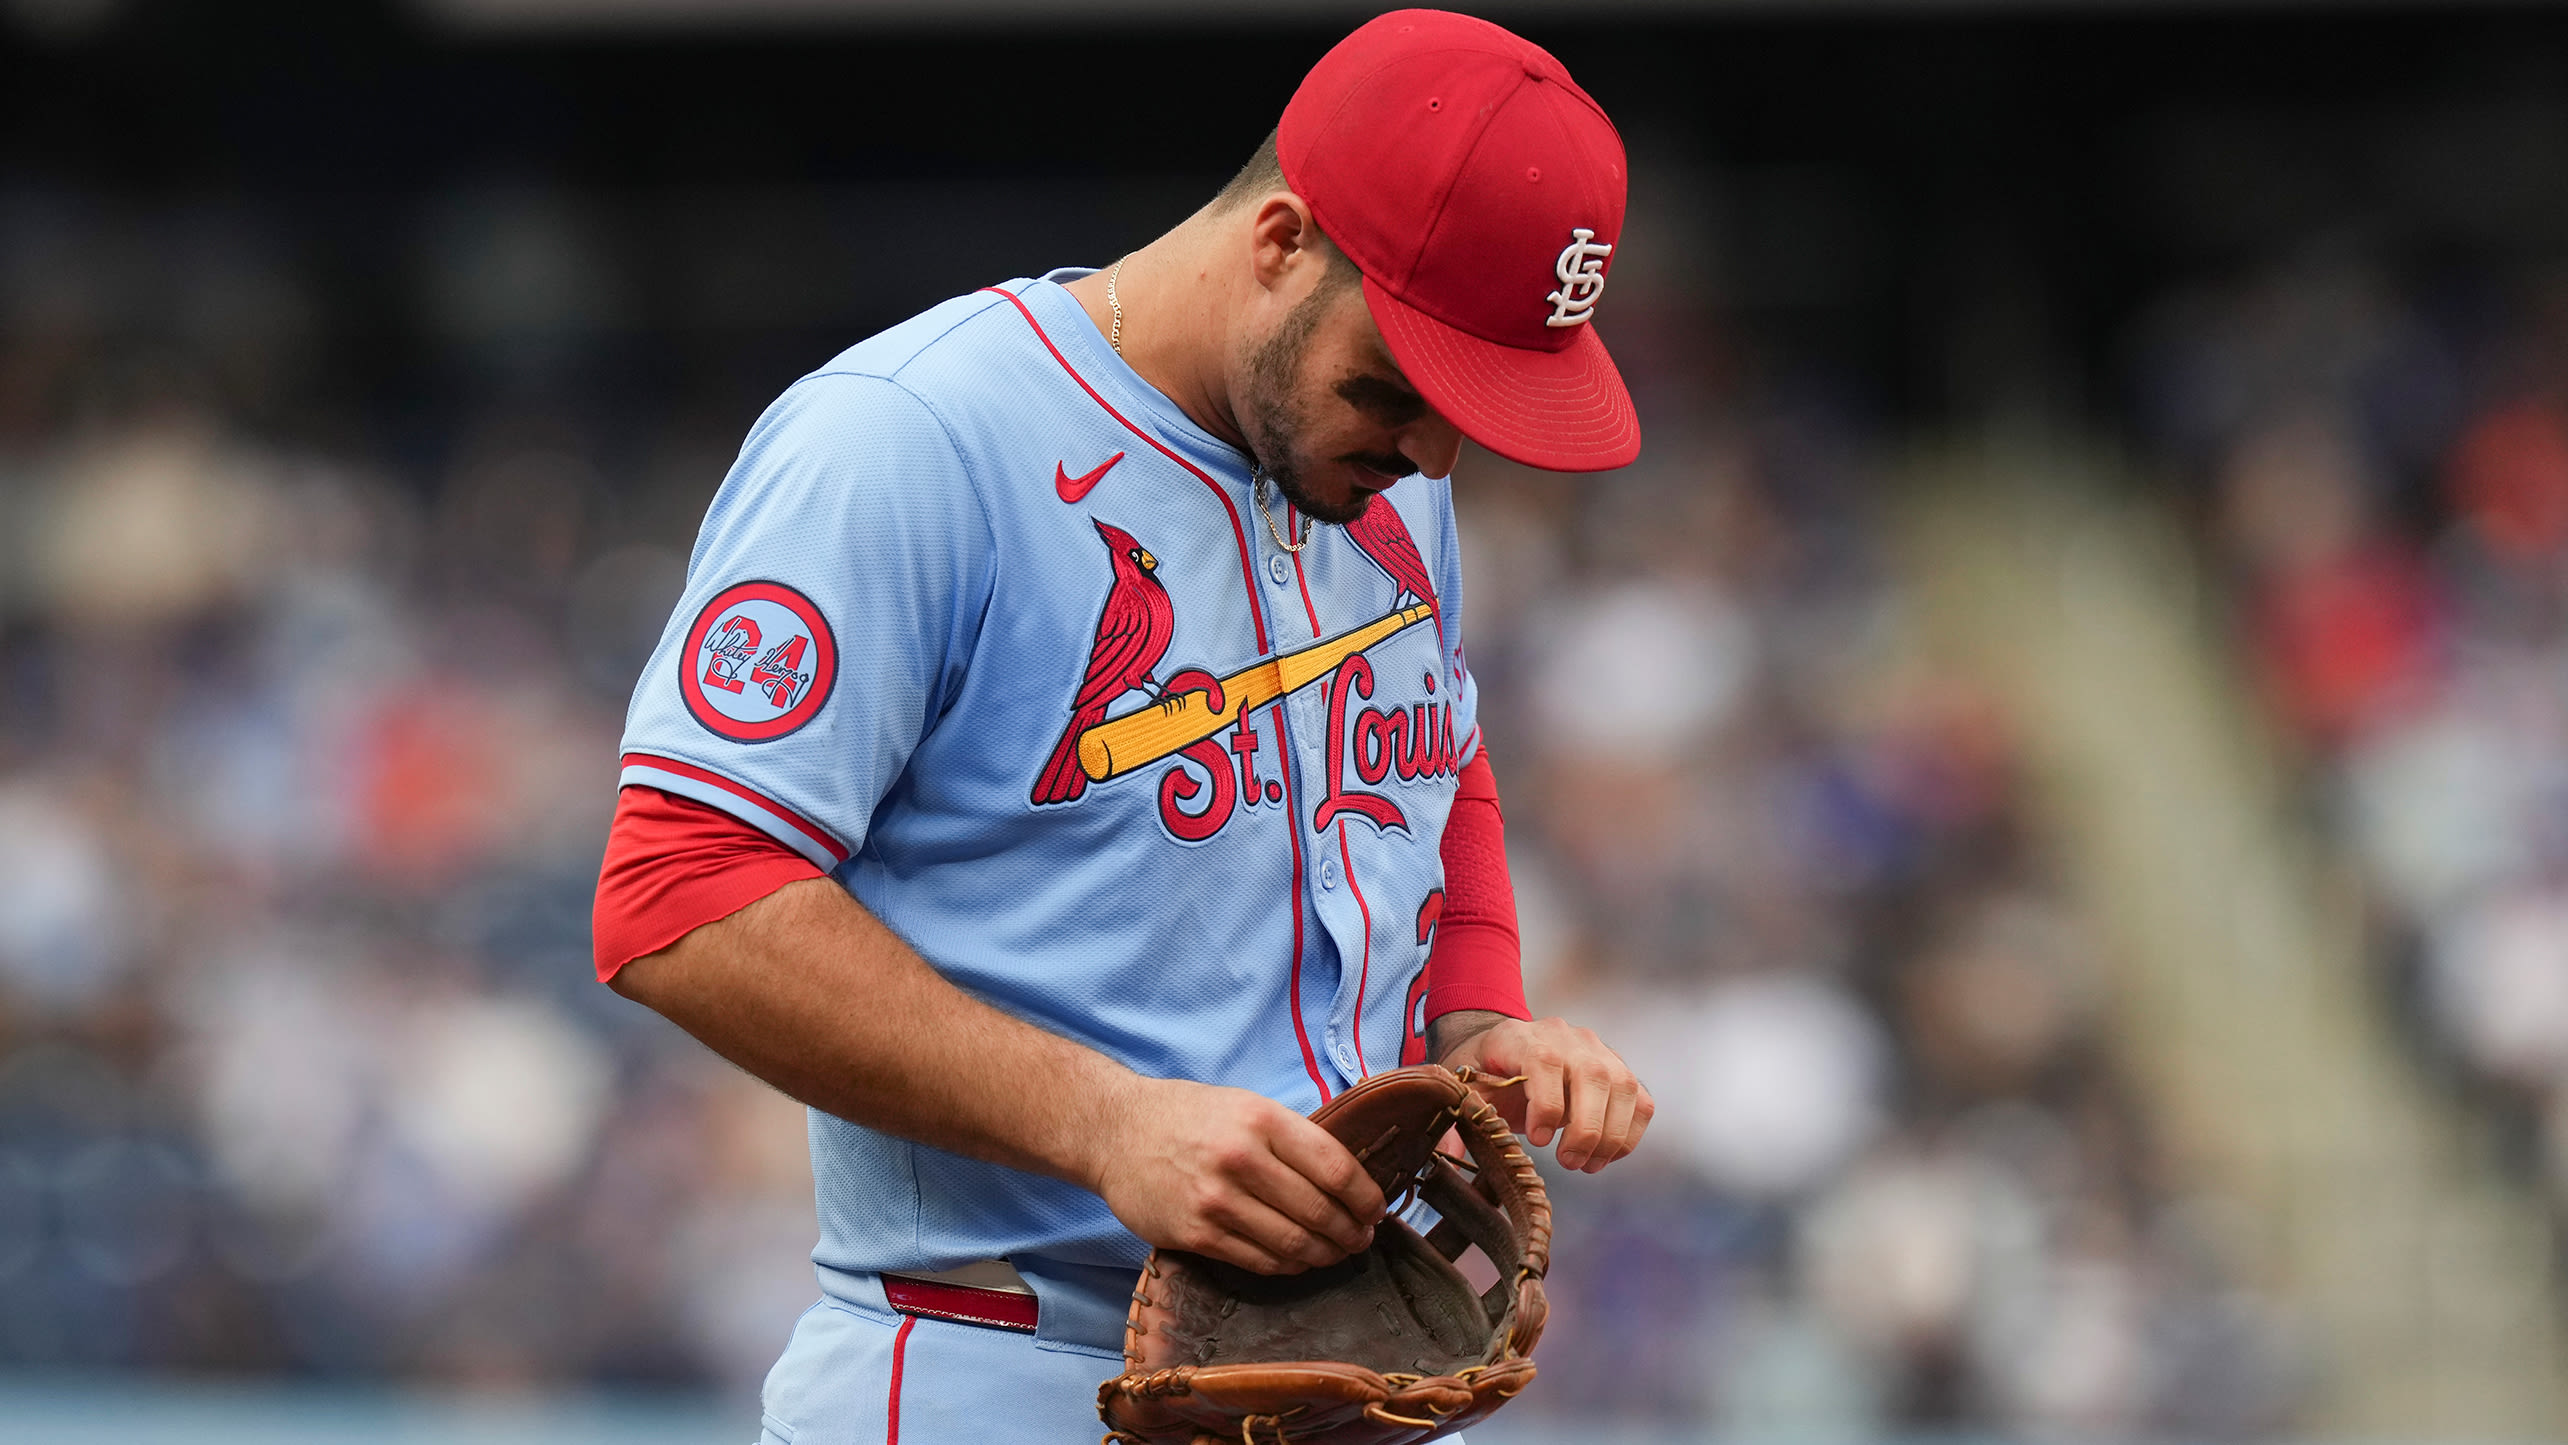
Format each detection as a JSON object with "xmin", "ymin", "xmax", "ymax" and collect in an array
[{"xmin": 1280, "ymin": 9, "xmax": 1639, "ymax": 473}]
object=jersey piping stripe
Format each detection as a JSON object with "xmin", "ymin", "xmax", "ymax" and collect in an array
[
  {"xmin": 1282, "ymin": 534, "xmax": 1331, "ymax": 1095},
  {"xmin": 985, "ymin": 283, "xmax": 1333, "ymax": 1104},
  {"xmin": 1270, "ymin": 698, "xmax": 1330, "ymax": 1103},
  {"xmin": 618, "ymin": 752, "xmax": 851, "ymax": 867},
  {"xmin": 1337, "ymin": 820, "xmax": 1376, "ymax": 1080},
  {"xmin": 885, "ymin": 1313, "xmax": 915, "ymax": 1445},
  {"xmin": 977, "ymin": 285, "xmax": 1271, "ymax": 655},
  {"xmin": 1287, "ymin": 507, "xmax": 1325, "ymax": 638}
]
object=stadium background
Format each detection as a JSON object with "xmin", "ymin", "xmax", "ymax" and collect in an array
[{"xmin": 5, "ymin": 1, "xmax": 2568, "ymax": 1439}]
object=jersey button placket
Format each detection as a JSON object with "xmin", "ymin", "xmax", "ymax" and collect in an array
[
  {"xmin": 1319, "ymin": 858, "xmax": 1340, "ymax": 891},
  {"xmin": 1268, "ymin": 553, "xmax": 1292, "ymax": 586}
]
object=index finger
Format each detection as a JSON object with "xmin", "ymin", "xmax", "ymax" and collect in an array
[{"xmin": 1267, "ymin": 1113, "xmax": 1390, "ymax": 1224}]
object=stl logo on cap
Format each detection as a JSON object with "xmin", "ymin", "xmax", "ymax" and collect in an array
[
  {"xmin": 679, "ymin": 580, "xmax": 838, "ymax": 743},
  {"xmin": 1544, "ymin": 227, "xmax": 1613, "ymax": 328},
  {"xmin": 1278, "ymin": 9, "xmax": 1641, "ymax": 471}
]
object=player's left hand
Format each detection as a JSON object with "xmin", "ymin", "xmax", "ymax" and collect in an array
[{"xmin": 1436, "ymin": 1016, "xmax": 1652, "ymax": 1173}]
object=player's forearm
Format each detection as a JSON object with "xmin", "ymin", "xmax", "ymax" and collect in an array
[
  {"xmin": 1430, "ymin": 1008, "xmax": 1509, "ymax": 1065},
  {"xmin": 609, "ymin": 875, "xmax": 1136, "ymax": 1192}
]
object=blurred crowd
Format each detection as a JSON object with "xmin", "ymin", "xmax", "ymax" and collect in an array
[
  {"xmin": 1467, "ymin": 306, "xmax": 2295, "ymax": 1432},
  {"xmin": 2131, "ymin": 256, "xmax": 2568, "ymax": 1224},
  {"xmin": 0, "ymin": 193, "xmax": 821, "ymax": 1390},
  {"xmin": 0, "ymin": 183, "xmax": 2293, "ymax": 1434}
]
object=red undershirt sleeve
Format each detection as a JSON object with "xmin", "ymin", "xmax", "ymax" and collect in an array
[
  {"xmin": 1426, "ymin": 748, "xmax": 1531, "ymax": 1023},
  {"xmin": 596, "ymin": 768, "xmax": 1529, "ymax": 1009},
  {"xmin": 593, "ymin": 785, "xmax": 826, "ymax": 983}
]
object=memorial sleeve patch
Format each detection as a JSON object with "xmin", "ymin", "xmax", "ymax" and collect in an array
[{"xmin": 678, "ymin": 580, "xmax": 838, "ymax": 743}]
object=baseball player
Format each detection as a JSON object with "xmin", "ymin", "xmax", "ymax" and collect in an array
[{"xmin": 592, "ymin": 12, "xmax": 1652, "ymax": 1442}]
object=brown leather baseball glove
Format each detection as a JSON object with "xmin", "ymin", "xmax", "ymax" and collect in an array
[{"xmin": 1098, "ymin": 1065, "xmax": 1552, "ymax": 1445}]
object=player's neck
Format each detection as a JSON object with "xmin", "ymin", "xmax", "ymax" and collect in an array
[{"xmin": 1062, "ymin": 218, "xmax": 1251, "ymax": 456}]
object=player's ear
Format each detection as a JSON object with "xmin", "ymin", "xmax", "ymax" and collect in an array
[{"xmin": 1247, "ymin": 193, "xmax": 1321, "ymax": 294}]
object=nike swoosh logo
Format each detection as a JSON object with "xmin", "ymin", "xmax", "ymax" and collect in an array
[{"xmin": 1055, "ymin": 451, "xmax": 1125, "ymax": 504}]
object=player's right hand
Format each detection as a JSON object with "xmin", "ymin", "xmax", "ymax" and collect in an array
[{"xmin": 1085, "ymin": 1077, "xmax": 1388, "ymax": 1276}]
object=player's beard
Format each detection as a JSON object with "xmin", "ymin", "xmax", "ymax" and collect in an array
[{"xmin": 1240, "ymin": 276, "xmax": 1390, "ymax": 527}]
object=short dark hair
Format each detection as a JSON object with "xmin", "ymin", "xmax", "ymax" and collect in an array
[
  {"xmin": 1213, "ymin": 128, "xmax": 1287, "ymax": 212},
  {"xmin": 1214, "ymin": 128, "xmax": 1359, "ymax": 286}
]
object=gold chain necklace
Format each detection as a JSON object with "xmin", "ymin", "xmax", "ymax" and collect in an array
[
  {"xmin": 1106, "ymin": 257, "xmax": 1126, "ymax": 356},
  {"xmin": 1253, "ymin": 469, "xmax": 1309, "ymax": 553},
  {"xmin": 1110, "ymin": 258, "xmax": 1305, "ymax": 555}
]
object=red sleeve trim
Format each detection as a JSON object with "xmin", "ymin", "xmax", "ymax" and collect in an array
[
  {"xmin": 617, "ymin": 751, "xmax": 850, "ymax": 867},
  {"xmin": 1422, "ymin": 977, "xmax": 1532, "ymax": 1020},
  {"xmin": 1427, "ymin": 750, "xmax": 1530, "ymax": 1022},
  {"xmin": 592, "ymin": 784, "xmax": 825, "ymax": 982}
]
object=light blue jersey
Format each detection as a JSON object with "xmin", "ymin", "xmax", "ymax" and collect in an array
[{"xmin": 619, "ymin": 274, "xmax": 1479, "ymax": 1378}]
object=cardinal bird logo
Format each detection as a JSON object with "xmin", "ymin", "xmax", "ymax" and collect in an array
[
  {"xmin": 1343, "ymin": 499, "xmax": 1442, "ymax": 650},
  {"xmin": 1031, "ymin": 520, "xmax": 1180, "ymax": 805}
]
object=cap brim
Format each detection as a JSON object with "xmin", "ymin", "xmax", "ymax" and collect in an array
[{"xmin": 1363, "ymin": 275, "xmax": 1640, "ymax": 473}]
